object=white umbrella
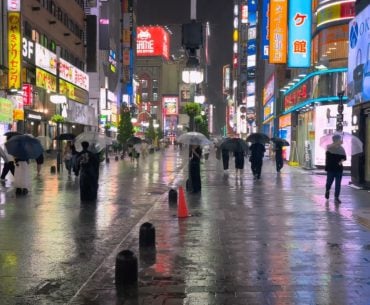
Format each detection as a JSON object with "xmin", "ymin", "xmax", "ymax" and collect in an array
[
  {"xmin": 74, "ymin": 131, "xmax": 109, "ymax": 153},
  {"xmin": 177, "ymin": 132, "xmax": 211, "ymax": 146},
  {"xmin": 319, "ymin": 132, "xmax": 363, "ymax": 156}
]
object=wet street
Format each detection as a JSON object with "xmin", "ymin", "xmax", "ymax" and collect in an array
[{"xmin": 0, "ymin": 147, "xmax": 370, "ymax": 305}]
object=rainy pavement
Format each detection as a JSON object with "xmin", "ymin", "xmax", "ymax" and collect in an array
[{"xmin": 0, "ymin": 148, "xmax": 370, "ymax": 305}]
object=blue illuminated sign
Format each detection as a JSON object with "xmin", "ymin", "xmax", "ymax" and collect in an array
[
  {"xmin": 261, "ymin": 0, "xmax": 270, "ymax": 60},
  {"xmin": 288, "ymin": 0, "xmax": 312, "ymax": 67}
]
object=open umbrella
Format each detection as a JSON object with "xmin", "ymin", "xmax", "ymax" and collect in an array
[
  {"xmin": 54, "ymin": 133, "xmax": 76, "ymax": 141},
  {"xmin": 271, "ymin": 137, "xmax": 290, "ymax": 146},
  {"xmin": 320, "ymin": 132, "xmax": 363, "ymax": 155},
  {"xmin": 74, "ymin": 131, "xmax": 108, "ymax": 153},
  {"xmin": 177, "ymin": 132, "xmax": 211, "ymax": 146},
  {"xmin": 4, "ymin": 131, "xmax": 22, "ymax": 138},
  {"xmin": 246, "ymin": 133, "xmax": 270, "ymax": 144},
  {"xmin": 5, "ymin": 134, "xmax": 44, "ymax": 160},
  {"xmin": 220, "ymin": 138, "xmax": 248, "ymax": 152},
  {"xmin": 127, "ymin": 136, "xmax": 142, "ymax": 145}
]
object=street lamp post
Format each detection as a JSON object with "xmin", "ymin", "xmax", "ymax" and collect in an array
[{"xmin": 336, "ymin": 91, "xmax": 345, "ymax": 132}]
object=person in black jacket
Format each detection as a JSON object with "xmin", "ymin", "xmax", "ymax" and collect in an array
[
  {"xmin": 249, "ymin": 142, "xmax": 266, "ymax": 180},
  {"xmin": 325, "ymin": 135, "xmax": 346, "ymax": 204}
]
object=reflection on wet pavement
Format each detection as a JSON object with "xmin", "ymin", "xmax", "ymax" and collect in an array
[{"xmin": 0, "ymin": 148, "xmax": 370, "ymax": 305}]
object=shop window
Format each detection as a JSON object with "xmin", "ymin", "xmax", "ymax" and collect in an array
[{"xmin": 142, "ymin": 92, "xmax": 149, "ymax": 102}]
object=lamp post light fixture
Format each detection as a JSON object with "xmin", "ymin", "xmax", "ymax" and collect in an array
[
  {"xmin": 181, "ymin": 67, "xmax": 204, "ymax": 84},
  {"xmin": 336, "ymin": 90, "xmax": 345, "ymax": 132}
]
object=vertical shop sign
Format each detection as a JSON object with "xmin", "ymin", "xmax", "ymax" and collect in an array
[
  {"xmin": 269, "ymin": 0, "xmax": 287, "ymax": 64},
  {"xmin": 261, "ymin": 0, "xmax": 270, "ymax": 59},
  {"xmin": 288, "ymin": 0, "xmax": 312, "ymax": 67},
  {"xmin": 8, "ymin": 12, "xmax": 21, "ymax": 89}
]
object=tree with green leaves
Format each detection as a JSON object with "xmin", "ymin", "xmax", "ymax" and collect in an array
[
  {"xmin": 183, "ymin": 102, "xmax": 201, "ymax": 131},
  {"xmin": 195, "ymin": 114, "xmax": 209, "ymax": 138},
  {"xmin": 145, "ymin": 119, "xmax": 156, "ymax": 143},
  {"xmin": 117, "ymin": 106, "xmax": 134, "ymax": 145}
]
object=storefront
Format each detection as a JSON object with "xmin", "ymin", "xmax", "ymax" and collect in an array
[{"xmin": 281, "ymin": 68, "xmax": 348, "ymax": 167}]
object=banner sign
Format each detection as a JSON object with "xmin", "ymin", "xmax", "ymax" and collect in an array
[
  {"xmin": 261, "ymin": 0, "xmax": 270, "ymax": 59},
  {"xmin": 35, "ymin": 43, "xmax": 57, "ymax": 75},
  {"xmin": 0, "ymin": 98, "xmax": 14, "ymax": 124},
  {"xmin": 288, "ymin": 0, "xmax": 312, "ymax": 67},
  {"xmin": 8, "ymin": 12, "xmax": 21, "ymax": 89},
  {"xmin": 59, "ymin": 58, "xmax": 89, "ymax": 90},
  {"xmin": 269, "ymin": 0, "xmax": 287, "ymax": 64},
  {"xmin": 36, "ymin": 68, "xmax": 57, "ymax": 92},
  {"xmin": 317, "ymin": 1, "xmax": 355, "ymax": 29}
]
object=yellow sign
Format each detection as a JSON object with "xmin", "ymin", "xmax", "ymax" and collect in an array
[
  {"xmin": 8, "ymin": 12, "xmax": 21, "ymax": 89},
  {"xmin": 36, "ymin": 68, "xmax": 57, "ymax": 92},
  {"xmin": 13, "ymin": 109, "xmax": 24, "ymax": 121},
  {"xmin": 269, "ymin": 0, "xmax": 287, "ymax": 64}
]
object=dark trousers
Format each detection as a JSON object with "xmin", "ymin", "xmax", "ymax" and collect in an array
[
  {"xmin": 251, "ymin": 158, "xmax": 263, "ymax": 178},
  {"xmin": 189, "ymin": 160, "xmax": 201, "ymax": 193},
  {"xmin": 325, "ymin": 171, "xmax": 343, "ymax": 198},
  {"xmin": 1, "ymin": 162, "xmax": 15, "ymax": 179},
  {"xmin": 276, "ymin": 154, "xmax": 284, "ymax": 172},
  {"xmin": 222, "ymin": 154, "xmax": 229, "ymax": 170}
]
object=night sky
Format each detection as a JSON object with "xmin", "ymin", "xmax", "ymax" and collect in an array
[{"xmin": 137, "ymin": 0, "xmax": 234, "ymax": 133}]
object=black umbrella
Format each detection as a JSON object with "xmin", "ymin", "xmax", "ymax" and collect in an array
[
  {"xmin": 271, "ymin": 137, "xmax": 290, "ymax": 146},
  {"xmin": 54, "ymin": 133, "xmax": 76, "ymax": 141},
  {"xmin": 5, "ymin": 135, "xmax": 44, "ymax": 160},
  {"xmin": 127, "ymin": 136, "xmax": 142, "ymax": 145},
  {"xmin": 220, "ymin": 138, "xmax": 248, "ymax": 152},
  {"xmin": 4, "ymin": 131, "xmax": 22, "ymax": 138},
  {"xmin": 246, "ymin": 133, "xmax": 270, "ymax": 144}
]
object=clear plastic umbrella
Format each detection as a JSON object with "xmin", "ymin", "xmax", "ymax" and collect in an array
[
  {"xmin": 319, "ymin": 132, "xmax": 363, "ymax": 155},
  {"xmin": 74, "ymin": 131, "xmax": 109, "ymax": 153},
  {"xmin": 177, "ymin": 132, "xmax": 211, "ymax": 146}
]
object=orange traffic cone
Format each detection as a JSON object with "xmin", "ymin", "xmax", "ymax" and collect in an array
[{"xmin": 177, "ymin": 186, "xmax": 189, "ymax": 218}]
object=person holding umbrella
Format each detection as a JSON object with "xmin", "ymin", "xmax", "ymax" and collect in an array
[
  {"xmin": 234, "ymin": 140, "xmax": 246, "ymax": 175},
  {"xmin": 188, "ymin": 144, "xmax": 202, "ymax": 193},
  {"xmin": 0, "ymin": 137, "xmax": 15, "ymax": 181},
  {"xmin": 324, "ymin": 134, "xmax": 346, "ymax": 204},
  {"xmin": 249, "ymin": 142, "xmax": 266, "ymax": 180},
  {"xmin": 75, "ymin": 141, "xmax": 100, "ymax": 202},
  {"xmin": 274, "ymin": 142, "xmax": 284, "ymax": 172}
]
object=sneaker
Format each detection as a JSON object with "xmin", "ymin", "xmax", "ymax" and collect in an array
[
  {"xmin": 334, "ymin": 197, "xmax": 341, "ymax": 204},
  {"xmin": 325, "ymin": 191, "xmax": 329, "ymax": 199}
]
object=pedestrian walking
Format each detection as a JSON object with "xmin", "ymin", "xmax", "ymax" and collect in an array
[
  {"xmin": 274, "ymin": 142, "xmax": 284, "ymax": 172},
  {"xmin": 63, "ymin": 141, "xmax": 73, "ymax": 175},
  {"xmin": 203, "ymin": 145, "xmax": 210, "ymax": 160},
  {"xmin": 324, "ymin": 134, "xmax": 346, "ymax": 204},
  {"xmin": 0, "ymin": 144, "xmax": 15, "ymax": 181},
  {"xmin": 234, "ymin": 150, "xmax": 245, "ymax": 175},
  {"xmin": 14, "ymin": 158, "xmax": 31, "ymax": 195},
  {"xmin": 35, "ymin": 153, "xmax": 44, "ymax": 175},
  {"xmin": 188, "ymin": 144, "xmax": 202, "ymax": 193},
  {"xmin": 249, "ymin": 142, "xmax": 266, "ymax": 180},
  {"xmin": 76, "ymin": 141, "xmax": 100, "ymax": 202},
  {"xmin": 222, "ymin": 148, "xmax": 229, "ymax": 172}
]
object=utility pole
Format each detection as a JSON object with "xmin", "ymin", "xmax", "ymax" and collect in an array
[{"xmin": 336, "ymin": 91, "xmax": 345, "ymax": 132}]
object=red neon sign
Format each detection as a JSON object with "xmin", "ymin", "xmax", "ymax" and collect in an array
[{"xmin": 137, "ymin": 26, "xmax": 170, "ymax": 60}]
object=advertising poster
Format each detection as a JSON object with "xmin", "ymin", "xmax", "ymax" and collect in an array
[
  {"xmin": 288, "ymin": 0, "xmax": 312, "ymax": 67},
  {"xmin": 137, "ymin": 26, "xmax": 170, "ymax": 60},
  {"xmin": 348, "ymin": 5, "xmax": 370, "ymax": 105},
  {"xmin": 314, "ymin": 105, "xmax": 352, "ymax": 166}
]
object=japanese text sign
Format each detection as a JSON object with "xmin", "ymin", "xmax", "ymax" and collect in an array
[
  {"xmin": 269, "ymin": 0, "xmax": 287, "ymax": 64},
  {"xmin": 288, "ymin": 0, "xmax": 312, "ymax": 67},
  {"xmin": 8, "ymin": 12, "xmax": 21, "ymax": 89},
  {"xmin": 137, "ymin": 26, "xmax": 170, "ymax": 60}
]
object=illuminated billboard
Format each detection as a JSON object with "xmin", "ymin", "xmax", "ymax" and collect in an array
[
  {"xmin": 261, "ymin": 0, "xmax": 270, "ymax": 60},
  {"xmin": 8, "ymin": 12, "xmax": 21, "ymax": 89},
  {"xmin": 348, "ymin": 4, "xmax": 370, "ymax": 105},
  {"xmin": 137, "ymin": 26, "xmax": 170, "ymax": 60},
  {"xmin": 288, "ymin": 0, "xmax": 312, "ymax": 67},
  {"xmin": 162, "ymin": 96, "xmax": 178, "ymax": 116},
  {"xmin": 317, "ymin": 1, "xmax": 355, "ymax": 29},
  {"xmin": 314, "ymin": 105, "xmax": 352, "ymax": 166},
  {"xmin": 269, "ymin": 0, "xmax": 287, "ymax": 64}
]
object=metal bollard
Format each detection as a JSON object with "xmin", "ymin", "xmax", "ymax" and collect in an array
[
  {"xmin": 168, "ymin": 189, "xmax": 177, "ymax": 205},
  {"xmin": 50, "ymin": 166, "xmax": 56, "ymax": 174},
  {"xmin": 139, "ymin": 222, "xmax": 155, "ymax": 248},
  {"xmin": 115, "ymin": 250, "xmax": 138, "ymax": 289}
]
